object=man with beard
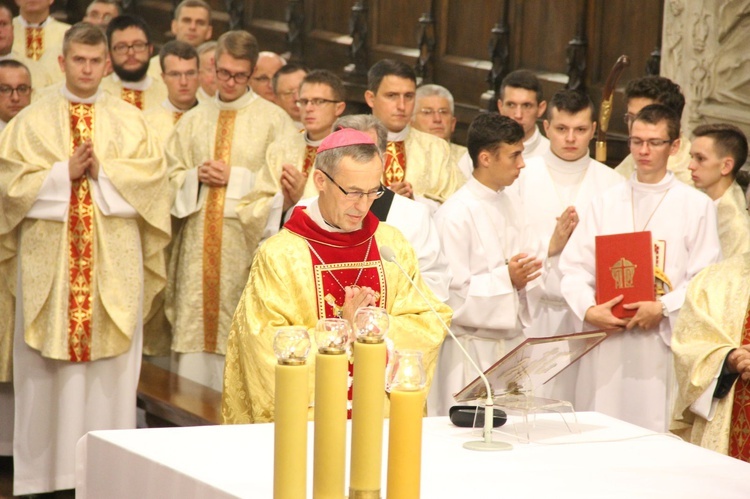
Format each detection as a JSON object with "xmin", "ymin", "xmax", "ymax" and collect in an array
[{"xmin": 101, "ymin": 14, "xmax": 167, "ymax": 111}]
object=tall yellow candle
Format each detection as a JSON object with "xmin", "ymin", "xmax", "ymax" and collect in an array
[
  {"xmin": 313, "ymin": 350, "xmax": 348, "ymax": 499},
  {"xmin": 386, "ymin": 389, "xmax": 426, "ymax": 499},
  {"xmin": 349, "ymin": 339, "xmax": 386, "ymax": 498},
  {"xmin": 274, "ymin": 327, "xmax": 311, "ymax": 499}
]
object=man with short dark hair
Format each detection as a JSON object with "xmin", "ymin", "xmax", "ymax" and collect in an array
[
  {"xmin": 0, "ymin": 22, "xmax": 169, "ymax": 495},
  {"xmin": 148, "ymin": 0, "xmax": 213, "ymax": 79},
  {"xmin": 0, "ymin": 59, "xmax": 31, "ymax": 131},
  {"xmin": 615, "ymin": 76, "xmax": 693, "ymax": 185},
  {"xmin": 688, "ymin": 124, "xmax": 750, "ymax": 259},
  {"xmin": 102, "ymin": 14, "xmax": 168, "ymax": 111},
  {"xmin": 429, "ymin": 113, "xmax": 544, "ymax": 416},
  {"xmin": 365, "ymin": 59, "xmax": 458, "ymax": 209},
  {"xmin": 512, "ymin": 90, "xmax": 622, "ymax": 339},
  {"xmin": 144, "ymin": 40, "xmax": 200, "ymax": 145},
  {"xmin": 166, "ymin": 30, "xmax": 296, "ymax": 391},
  {"xmin": 498, "ymin": 69, "xmax": 549, "ymax": 158},
  {"xmin": 273, "ymin": 62, "xmax": 309, "ymax": 128},
  {"xmin": 12, "ymin": 0, "xmax": 70, "ymax": 88},
  {"xmin": 222, "ymin": 127, "xmax": 450, "ymax": 423},
  {"xmin": 560, "ymin": 104, "xmax": 721, "ymax": 433}
]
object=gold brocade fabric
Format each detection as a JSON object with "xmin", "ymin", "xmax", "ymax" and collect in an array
[
  {"xmin": 717, "ymin": 182, "xmax": 750, "ymax": 260},
  {"xmin": 383, "ymin": 140, "xmax": 406, "ymax": 186},
  {"xmin": 67, "ymin": 102, "xmax": 95, "ymax": 362},
  {"xmin": 729, "ymin": 301, "xmax": 750, "ymax": 460},
  {"xmin": 0, "ymin": 90, "xmax": 170, "ymax": 372},
  {"xmin": 302, "ymin": 144, "xmax": 317, "ymax": 175},
  {"xmin": 237, "ymin": 132, "xmax": 320, "ymax": 261},
  {"xmin": 221, "ymin": 221, "xmax": 452, "ymax": 424},
  {"xmin": 449, "ymin": 142, "xmax": 468, "ymax": 189},
  {"xmin": 671, "ymin": 253, "xmax": 750, "ymax": 454},
  {"xmin": 615, "ymin": 136, "xmax": 694, "ymax": 187},
  {"xmin": 202, "ymin": 110, "xmax": 235, "ymax": 352},
  {"xmin": 391, "ymin": 127, "xmax": 460, "ymax": 203},
  {"xmin": 143, "ymin": 105, "xmax": 178, "ymax": 147},
  {"xmin": 12, "ymin": 18, "xmax": 69, "ymax": 89},
  {"xmin": 121, "ymin": 88, "xmax": 144, "ymax": 110},
  {"xmin": 165, "ymin": 92, "xmax": 298, "ymax": 355},
  {"xmin": 99, "ymin": 74, "xmax": 168, "ymax": 113},
  {"xmin": 25, "ymin": 27, "xmax": 43, "ymax": 60}
]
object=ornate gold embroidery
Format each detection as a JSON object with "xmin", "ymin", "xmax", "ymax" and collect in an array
[
  {"xmin": 202, "ymin": 110, "xmax": 236, "ymax": 351},
  {"xmin": 383, "ymin": 140, "xmax": 406, "ymax": 186},
  {"xmin": 25, "ymin": 27, "xmax": 43, "ymax": 61},
  {"xmin": 121, "ymin": 88, "xmax": 144, "ymax": 110},
  {"xmin": 302, "ymin": 144, "xmax": 317, "ymax": 175},
  {"xmin": 67, "ymin": 102, "xmax": 95, "ymax": 362}
]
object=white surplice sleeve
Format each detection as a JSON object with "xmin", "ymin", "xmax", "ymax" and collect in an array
[
  {"xmin": 26, "ymin": 161, "xmax": 71, "ymax": 221},
  {"xmin": 436, "ymin": 203, "xmax": 519, "ymax": 331}
]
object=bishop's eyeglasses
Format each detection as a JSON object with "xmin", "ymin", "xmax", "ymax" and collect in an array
[{"xmin": 320, "ymin": 169, "xmax": 386, "ymax": 200}]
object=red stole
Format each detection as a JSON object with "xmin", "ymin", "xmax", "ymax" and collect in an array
[
  {"xmin": 25, "ymin": 26, "xmax": 43, "ymax": 60},
  {"xmin": 729, "ymin": 303, "xmax": 750, "ymax": 461},
  {"xmin": 383, "ymin": 140, "xmax": 406, "ymax": 186},
  {"xmin": 284, "ymin": 208, "xmax": 387, "ymax": 417},
  {"xmin": 67, "ymin": 102, "xmax": 95, "ymax": 362},
  {"xmin": 302, "ymin": 144, "xmax": 317, "ymax": 176},
  {"xmin": 121, "ymin": 88, "xmax": 144, "ymax": 110}
]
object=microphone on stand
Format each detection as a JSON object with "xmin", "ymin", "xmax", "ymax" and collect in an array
[{"xmin": 380, "ymin": 246, "xmax": 511, "ymax": 451}]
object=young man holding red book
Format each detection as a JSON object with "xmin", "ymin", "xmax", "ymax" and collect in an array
[{"xmin": 559, "ymin": 104, "xmax": 721, "ymax": 433}]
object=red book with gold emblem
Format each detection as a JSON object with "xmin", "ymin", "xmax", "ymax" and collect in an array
[{"xmin": 595, "ymin": 231, "xmax": 655, "ymax": 319}]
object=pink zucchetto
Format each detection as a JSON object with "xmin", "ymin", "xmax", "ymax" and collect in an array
[{"xmin": 317, "ymin": 128, "xmax": 376, "ymax": 153}]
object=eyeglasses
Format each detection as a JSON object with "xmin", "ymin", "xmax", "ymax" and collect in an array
[
  {"xmin": 417, "ymin": 108, "xmax": 451, "ymax": 117},
  {"xmin": 164, "ymin": 70, "xmax": 199, "ymax": 80},
  {"xmin": 216, "ymin": 68, "xmax": 251, "ymax": 84},
  {"xmin": 0, "ymin": 84, "xmax": 31, "ymax": 97},
  {"xmin": 111, "ymin": 42, "xmax": 149, "ymax": 55},
  {"xmin": 296, "ymin": 98, "xmax": 341, "ymax": 108},
  {"xmin": 628, "ymin": 137, "xmax": 673, "ymax": 149},
  {"xmin": 320, "ymin": 169, "xmax": 385, "ymax": 200}
]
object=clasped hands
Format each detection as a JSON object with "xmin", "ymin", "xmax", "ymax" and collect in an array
[
  {"xmin": 198, "ymin": 159, "xmax": 230, "ymax": 187},
  {"xmin": 341, "ymin": 285, "xmax": 378, "ymax": 342},
  {"xmin": 584, "ymin": 295, "xmax": 664, "ymax": 331},
  {"xmin": 727, "ymin": 347, "xmax": 750, "ymax": 381},
  {"xmin": 69, "ymin": 140, "xmax": 100, "ymax": 180}
]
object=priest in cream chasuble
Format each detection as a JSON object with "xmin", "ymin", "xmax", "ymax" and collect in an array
[
  {"xmin": 222, "ymin": 128, "xmax": 451, "ymax": 424},
  {"xmin": 166, "ymin": 30, "xmax": 296, "ymax": 390}
]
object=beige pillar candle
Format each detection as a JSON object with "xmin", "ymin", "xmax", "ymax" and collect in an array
[
  {"xmin": 313, "ymin": 318, "xmax": 350, "ymax": 499},
  {"xmin": 349, "ymin": 307, "xmax": 389, "ymax": 499},
  {"xmin": 386, "ymin": 350, "xmax": 426, "ymax": 499},
  {"xmin": 273, "ymin": 327, "xmax": 311, "ymax": 499}
]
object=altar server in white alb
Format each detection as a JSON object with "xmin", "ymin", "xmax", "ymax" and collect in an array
[
  {"xmin": 559, "ymin": 104, "xmax": 721, "ymax": 432},
  {"xmin": 428, "ymin": 113, "xmax": 545, "ymax": 416},
  {"xmin": 511, "ymin": 89, "xmax": 623, "ymax": 340}
]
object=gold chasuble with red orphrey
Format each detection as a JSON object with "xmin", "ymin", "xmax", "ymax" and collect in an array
[
  {"xmin": 202, "ymin": 109, "xmax": 236, "ymax": 351},
  {"xmin": 121, "ymin": 88, "xmax": 144, "ymax": 110},
  {"xmin": 383, "ymin": 140, "xmax": 406, "ymax": 186},
  {"xmin": 25, "ymin": 26, "xmax": 43, "ymax": 60},
  {"xmin": 67, "ymin": 102, "xmax": 95, "ymax": 361},
  {"xmin": 284, "ymin": 207, "xmax": 386, "ymax": 416},
  {"xmin": 729, "ymin": 304, "xmax": 750, "ymax": 461},
  {"xmin": 302, "ymin": 144, "xmax": 317, "ymax": 176}
]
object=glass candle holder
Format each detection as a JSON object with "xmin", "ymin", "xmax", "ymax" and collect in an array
[
  {"xmin": 273, "ymin": 326, "xmax": 311, "ymax": 365},
  {"xmin": 353, "ymin": 306, "xmax": 389, "ymax": 344},
  {"xmin": 315, "ymin": 318, "xmax": 351, "ymax": 354},
  {"xmin": 388, "ymin": 350, "xmax": 426, "ymax": 392}
]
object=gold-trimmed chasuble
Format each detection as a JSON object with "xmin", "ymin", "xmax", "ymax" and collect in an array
[
  {"xmin": 67, "ymin": 102, "xmax": 95, "ymax": 362},
  {"xmin": 25, "ymin": 26, "xmax": 43, "ymax": 60},
  {"xmin": 383, "ymin": 140, "xmax": 406, "ymax": 186},
  {"xmin": 121, "ymin": 88, "xmax": 144, "ymax": 110},
  {"xmin": 302, "ymin": 144, "xmax": 317, "ymax": 176},
  {"xmin": 202, "ymin": 109, "xmax": 236, "ymax": 351},
  {"xmin": 729, "ymin": 300, "xmax": 750, "ymax": 462}
]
